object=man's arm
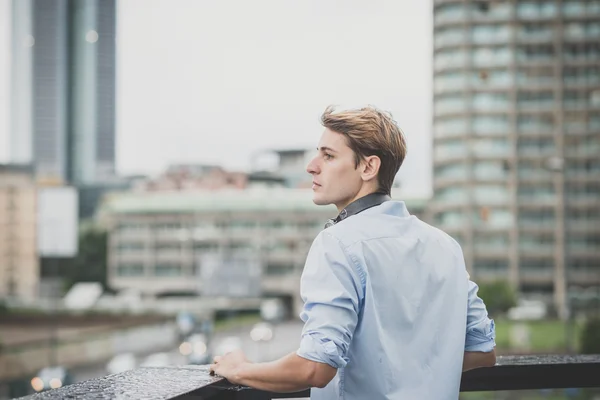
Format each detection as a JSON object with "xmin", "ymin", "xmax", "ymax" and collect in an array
[
  {"xmin": 211, "ymin": 231, "xmax": 360, "ymax": 391},
  {"xmin": 211, "ymin": 350, "xmax": 336, "ymax": 392},
  {"xmin": 463, "ymin": 348, "xmax": 497, "ymax": 372},
  {"xmin": 463, "ymin": 279, "xmax": 496, "ymax": 371}
]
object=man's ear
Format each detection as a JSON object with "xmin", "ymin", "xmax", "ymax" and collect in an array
[{"xmin": 360, "ymin": 155, "xmax": 381, "ymax": 182}]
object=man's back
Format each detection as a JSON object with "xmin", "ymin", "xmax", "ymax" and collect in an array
[{"xmin": 298, "ymin": 201, "xmax": 469, "ymax": 400}]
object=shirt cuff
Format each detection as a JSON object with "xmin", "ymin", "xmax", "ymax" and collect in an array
[
  {"xmin": 296, "ymin": 331, "xmax": 348, "ymax": 369},
  {"xmin": 465, "ymin": 318, "xmax": 496, "ymax": 353}
]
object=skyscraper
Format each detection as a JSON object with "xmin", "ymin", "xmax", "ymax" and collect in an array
[
  {"xmin": 431, "ymin": 1, "xmax": 600, "ymax": 318},
  {"xmin": 10, "ymin": 0, "xmax": 116, "ymax": 185}
]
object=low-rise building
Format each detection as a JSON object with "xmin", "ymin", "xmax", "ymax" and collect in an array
[
  {"xmin": 0, "ymin": 164, "xmax": 39, "ymax": 300},
  {"xmin": 101, "ymin": 188, "xmax": 428, "ymax": 306}
]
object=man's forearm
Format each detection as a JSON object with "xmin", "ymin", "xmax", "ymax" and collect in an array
[
  {"xmin": 233, "ymin": 352, "xmax": 326, "ymax": 393},
  {"xmin": 462, "ymin": 349, "xmax": 497, "ymax": 372}
]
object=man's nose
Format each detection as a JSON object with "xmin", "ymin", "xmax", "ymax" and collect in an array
[{"xmin": 306, "ymin": 156, "xmax": 319, "ymax": 175}]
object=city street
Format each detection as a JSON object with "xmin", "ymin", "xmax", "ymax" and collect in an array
[{"xmin": 70, "ymin": 320, "xmax": 304, "ymax": 384}]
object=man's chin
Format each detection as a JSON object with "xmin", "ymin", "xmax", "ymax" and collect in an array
[{"xmin": 312, "ymin": 196, "xmax": 331, "ymax": 206}]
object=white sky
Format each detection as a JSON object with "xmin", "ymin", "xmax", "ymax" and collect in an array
[{"xmin": 0, "ymin": 0, "xmax": 432, "ymax": 196}]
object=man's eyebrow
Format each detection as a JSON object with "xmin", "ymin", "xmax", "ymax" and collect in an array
[{"xmin": 317, "ymin": 146, "xmax": 337, "ymax": 153}]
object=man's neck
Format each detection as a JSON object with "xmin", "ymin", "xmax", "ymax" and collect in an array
[{"xmin": 336, "ymin": 188, "xmax": 385, "ymax": 214}]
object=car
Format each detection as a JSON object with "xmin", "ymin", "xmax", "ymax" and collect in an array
[
  {"xmin": 213, "ymin": 336, "xmax": 242, "ymax": 356},
  {"xmin": 106, "ymin": 353, "xmax": 137, "ymax": 375},
  {"xmin": 180, "ymin": 333, "xmax": 211, "ymax": 365},
  {"xmin": 31, "ymin": 366, "xmax": 73, "ymax": 392},
  {"xmin": 250, "ymin": 322, "xmax": 274, "ymax": 342},
  {"xmin": 140, "ymin": 352, "xmax": 172, "ymax": 367}
]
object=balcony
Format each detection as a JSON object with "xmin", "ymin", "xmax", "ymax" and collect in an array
[{"xmin": 21, "ymin": 355, "xmax": 600, "ymax": 399}]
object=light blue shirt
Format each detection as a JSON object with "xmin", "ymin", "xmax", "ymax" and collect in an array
[{"xmin": 297, "ymin": 201, "xmax": 495, "ymax": 400}]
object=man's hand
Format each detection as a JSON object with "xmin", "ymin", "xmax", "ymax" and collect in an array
[{"xmin": 209, "ymin": 350, "xmax": 251, "ymax": 385}]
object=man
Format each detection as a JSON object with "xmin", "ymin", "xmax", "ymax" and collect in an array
[{"xmin": 210, "ymin": 106, "xmax": 496, "ymax": 399}]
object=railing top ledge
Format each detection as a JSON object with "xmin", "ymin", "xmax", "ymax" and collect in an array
[
  {"xmin": 17, "ymin": 355, "xmax": 600, "ymax": 400},
  {"xmin": 18, "ymin": 365, "xmax": 221, "ymax": 400}
]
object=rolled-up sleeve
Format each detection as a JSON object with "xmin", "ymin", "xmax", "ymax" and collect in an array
[
  {"xmin": 296, "ymin": 232, "xmax": 363, "ymax": 369},
  {"xmin": 465, "ymin": 279, "xmax": 496, "ymax": 352}
]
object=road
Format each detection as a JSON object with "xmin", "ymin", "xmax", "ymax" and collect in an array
[{"xmin": 71, "ymin": 319, "xmax": 303, "ymax": 383}]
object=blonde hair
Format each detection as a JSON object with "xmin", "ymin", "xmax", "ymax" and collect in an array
[{"xmin": 320, "ymin": 105, "xmax": 407, "ymax": 195}]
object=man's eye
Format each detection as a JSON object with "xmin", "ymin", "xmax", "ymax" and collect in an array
[{"xmin": 324, "ymin": 153, "xmax": 333, "ymax": 160}]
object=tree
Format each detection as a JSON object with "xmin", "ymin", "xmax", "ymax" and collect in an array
[
  {"xmin": 580, "ymin": 317, "xmax": 600, "ymax": 354},
  {"xmin": 62, "ymin": 224, "xmax": 109, "ymax": 294},
  {"xmin": 476, "ymin": 280, "xmax": 517, "ymax": 316}
]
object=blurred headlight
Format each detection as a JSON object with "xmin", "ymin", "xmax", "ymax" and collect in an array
[
  {"xmin": 250, "ymin": 326, "xmax": 273, "ymax": 342},
  {"xmin": 179, "ymin": 342, "xmax": 192, "ymax": 356},
  {"xmin": 31, "ymin": 377, "xmax": 44, "ymax": 392},
  {"xmin": 49, "ymin": 378, "xmax": 62, "ymax": 389},
  {"xmin": 193, "ymin": 342, "xmax": 207, "ymax": 355}
]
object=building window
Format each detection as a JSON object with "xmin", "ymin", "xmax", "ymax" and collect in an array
[
  {"xmin": 117, "ymin": 263, "xmax": 144, "ymax": 277},
  {"xmin": 435, "ymin": 164, "xmax": 468, "ymax": 180},
  {"xmin": 563, "ymin": 43, "xmax": 600, "ymax": 62},
  {"xmin": 435, "ymin": 95, "xmax": 468, "ymax": 115},
  {"xmin": 154, "ymin": 222, "xmax": 181, "ymax": 232},
  {"xmin": 154, "ymin": 263, "xmax": 182, "ymax": 277},
  {"xmin": 435, "ymin": 211, "xmax": 465, "ymax": 228},
  {"xmin": 474, "ymin": 233, "xmax": 509, "ymax": 250},
  {"xmin": 118, "ymin": 222, "xmax": 146, "ymax": 233},
  {"xmin": 435, "ymin": 49, "xmax": 467, "ymax": 70},
  {"xmin": 435, "ymin": 3, "xmax": 466, "ymax": 24},
  {"xmin": 519, "ymin": 233, "xmax": 554, "ymax": 251},
  {"xmin": 517, "ymin": 91, "xmax": 554, "ymax": 109},
  {"xmin": 473, "ymin": 185, "xmax": 509, "ymax": 204},
  {"xmin": 470, "ymin": 2, "xmax": 512, "ymax": 19},
  {"xmin": 568, "ymin": 235, "xmax": 600, "ymax": 250},
  {"xmin": 265, "ymin": 263, "xmax": 295, "ymax": 276},
  {"xmin": 471, "ymin": 138, "xmax": 510, "ymax": 157},
  {"xmin": 564, "ymin": 22, "xmax": 586, "ymax": 39},
  {"xmin": 472, "ymin": 47, "xmax": 511, "ymax": 67},
  {"xmin": 517, "ymin": 1, "xmax": 557, "ymax": 18},
  {"xmin": 471, "ymin": 24, "xmax": 511, "ymax": 43},
  {"xmin": 518, "ymin": 23, "xmax": 554, "ymax": 41},
  {"xmin": 472, "ymin": 116, "xmax": 509, "ymax": 135},
  {"xmin": 517, "ymin": 137, "xmax": 555, "ymax": 156},
  {"xmin": 520, "ymin": 259, "xmax": 554, "ymax": 277},
  {"xmin": 435, "ymin": 141, "xmax": 468, "ymax": 159},
  {"xmin": 564, "ymin": 112, "xmax": 587, "ymax": 134},
  {"xmin": 520, "ymin": 210, "xmax": 555, "ymax": 226},
  {"xmin": 517, "ymin": 67, "xmax": 555, "ymax": 85},
  {"xmin": 435, "ymin": 72, "xmax": 468, "ymax": 92},
  {"xmin": 194, "ymin": 242, "xmax": 218, "ymax": 252},
  {"xmin": 566, "ymin": 182, "xmax": 600, "ymax": 200},
  {"xmin": 436, "ymin": 187, "xmax": 468, "ymax": 203},
  {"xmin": 472, "ymin": 93, "xmax": 510, "ymax": 110},
  {"xmin": 563, "ymin": 1, "xmax": 586, "ymax": 17},
  {"xmin": 517, "ymin": 114, "xmax": 554, "ymax": 134},
  {"xmin": 518, "ymin": 184, "xmax": 555, "ymax": 203},
  {"xmin": 118, "ymin": 242, "xmax": 145, "ymax": 253},
  {"xmin": 473, "ymin": 161, "xmax": 509, "ymax": 179},
  {"xmin": 473, "ymin": 259, "xmax": 508, "ymax": 275},
  {"xmin": 471, "ymin": 70, "xmax": 512, "ymax": 87},
  {"xmin": 435, "ymin": 27, "xmax": 466, "ymax": 48},
  {"xmin": 563, "ymin": 66, "xmax": 600, "ymax": 85},
  {"xmin": 434, "ymin": 117, "xmax": 468, "ymax": 137},
  {"xmin": 517, "ymin": 44, "xmax": 555, "ymax": 63},
  {"xmin": 156, "ymin": 243, "xmax": 181, "ymax": 252}
]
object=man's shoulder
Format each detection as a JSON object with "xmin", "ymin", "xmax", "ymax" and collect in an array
[{"xmin": 324, "ymin": 211, "xmax": 462, "ymax": 252}]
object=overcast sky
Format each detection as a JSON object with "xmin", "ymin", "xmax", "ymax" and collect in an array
[{"xmin": 0, "ymin": 0, "xmax": 432, "ymax": 196}]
